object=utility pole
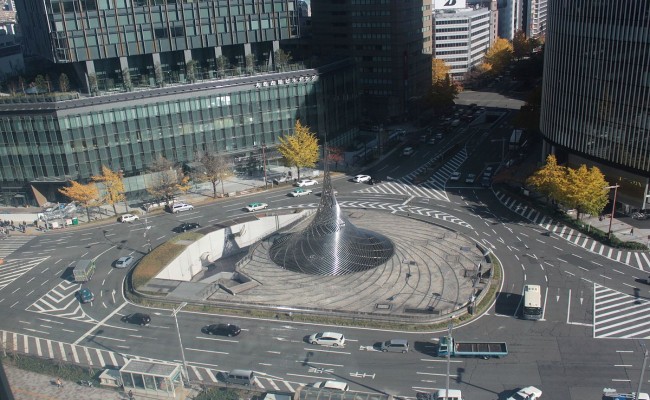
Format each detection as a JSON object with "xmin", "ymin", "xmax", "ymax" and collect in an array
[
  {"xmin": 172, "ymin": 302, "xmax": 189, "ymax": 387},
  {"xmin": 445, "ymin": 317, "xmax": 453, "ymax": 397},
  {"xmin": 605, "ymin": 184, "xmax": 620, "ymax": 239},
  {"xmin": 261, "ymin": 145, "xmax": 268, "ymax": 190},
  {"xmin": 636, "ymin": 343, "xmax": 648, "ymax": 399},
  {"xmin": 143, "ymin": 210, "xmax": 151, "ymax": 253}
]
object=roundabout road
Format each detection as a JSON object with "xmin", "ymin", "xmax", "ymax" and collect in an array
[{"xmin": 0, "ymin": 149, "xmax": 649, "ymax": 399}]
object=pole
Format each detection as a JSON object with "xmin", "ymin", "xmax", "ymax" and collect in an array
[
  {"xmin": 607, "ymin": 185, "xmax": 619, "ymax": 239},
  {"xmin": 445, "ymin": 318, "xmax": 453, "ymax": 397},
  {"xmin": 636, "ymin": 343, "xmax": 648, "ymax": 399},
  {"xmin": 172, "ymin": 302, "xmax": 189, "ymax": 387},
  {"xmin": 262, "ymin": 145, "xmax": 268, "ymax": 190}
]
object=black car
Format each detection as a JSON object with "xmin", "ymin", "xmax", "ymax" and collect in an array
[
  {"xmin": 173, "ymin": 222, "xmax": 200, "ymax": 233},
  {"xmin": 203, "ymin": 323, "xmax": 241, "ymax": 337},
  {"xmin": 122, "ymin": 313, "xmax": 151, "ymax": 326}
]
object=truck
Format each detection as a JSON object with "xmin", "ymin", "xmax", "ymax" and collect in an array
[
  {"xmin": 603, "ymin": 388, "xmax": 650, "ymax": 400},
  {"xmin": 436, "ymin": 335, "xmax": 508, "ymax": 359},
  {"xmin": 72, "ymin": 259, "xmax": 96, "ymax": 283},
  {"xmin": 417, "ymin": 389, "xmax": 463, "ymax": 400}
]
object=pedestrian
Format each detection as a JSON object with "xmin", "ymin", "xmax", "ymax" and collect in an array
[
  {"xmin": 631, "ymin": 228, "xmax": 634, "ymax": 235},
  {"xmin": 56, "ymin": 378, "xmax": 62, "ymax": 388},
  {"xmin": 128, "ymin": 389, "xmax": 134, "ymax": 399}
]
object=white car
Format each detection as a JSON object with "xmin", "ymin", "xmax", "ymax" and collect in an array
[
  {"xmin": 169, "ymin": 203, "xmax": 194, "ymax": 213},
  {"xmin": 465, "ymin": 173, "xmax": 477, "ymax": 184},
  {"xmin": 352, "ymin": 174, "xmax": 371, "ymax": 183},
  {"xmin": 289, "ymin": 188, "xmax": 312, "ymax": 197},
  {"xmin": 507, "ymin": 386, "xmax": 542, "ymax": 400},
  {"xmin": 296, "ymin": 179, "xmax": 318, "ymax": 187},
  {"xmin": 119, "ymin": 214, "xmax": 139, "ymax": 223},
  {"xmin": 311, "ymin": 380, "xmax": 349, "ymax": 392},
  {"xmin": 308, "ymin": 332, "xmax": 345, "ymax": 347},
  {"xmin": 449, "ymin": 172, "xmax": 461, "ymax": 182},
  {"xmin": 402, "ymin": 147, "xmax": 414, "ymax": 156},
  {"xmin": 245, "ymin": 202, "xmax": 268, "ymax": 212}
]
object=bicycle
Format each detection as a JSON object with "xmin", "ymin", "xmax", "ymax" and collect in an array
[{"xmin": 77, "ymin": 379, "xmax": 93, "ymax": 387}]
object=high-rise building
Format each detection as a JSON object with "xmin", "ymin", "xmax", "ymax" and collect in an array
[
  {"xmin": 540, "ymin": 0, "xmax": 650, "ymax": 210},
  {"xmin": 433, "ymin": 6, "xmax": 491, "ymax": 81},
  {"xmin": 523, "ymin": 0, "xmax": 547, "ymax": 39},
  {"xmin": 2, "ymin": 0, "xmax": 360, "ymax": 204},
  {"xmin": 497, "ymin": 0, "xmax": 522, "ymax": 40},
  {"xmin": 311, "ymin": 0, "xmax": 432, "ymax": 123}
]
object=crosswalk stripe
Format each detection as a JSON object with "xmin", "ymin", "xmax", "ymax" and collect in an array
[
  {"xmin": 191, "ymin": 365, "xmax": 203, "ymax": 380},
  {"xmin": 635, "ymin": 253, "xmax": 643, "ymax": 270},
  {"xmin": 641, "ymin": 253, "xmax": 650, "ymax": 268},
  {"xmin": 96, "ymin": 348, "xmax": 105, "ymax": 367},
  {"xmin": 205, "ymin": 368, "xmax": 218, "ymax": 382},
  {"xmin": 626, "ymin": 253, "xmax": 632, "ymax": 264},
  {"xmin": 35, "ymin": 337, "xmax": 42, "ymax": 357},
  {"xmin": 58, "ymin": 342, "xmax": 67, "ymax": 361}
]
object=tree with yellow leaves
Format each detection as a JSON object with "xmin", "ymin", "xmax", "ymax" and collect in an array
[
  {"xmin": 277, "ymin": 120, "xmax": 320, "ymax": 181},
  {"xmin": 484, "ymin": 38, "xmax": 513, "ymax": 73},
  {"xmin": 432, "ymin": 58, "xmax": 451, "ymax": 83},
  {"xmin": 58, "ymin": 181, "xmax": 100, "ymax": 222},
  {"xmin": 526, "ymin": 154, "xmax": 566, "ymax": 203},
  {"xmin": 146, "ymin": 156, "xmax": 192, "ymax": 206},
  {"xmin": 91, "ymin": 165, "xmax": 126, "ymax": 216},
  {"xmin": 562, "ymin": 164, "xmax": 609, "ymax": 219}
]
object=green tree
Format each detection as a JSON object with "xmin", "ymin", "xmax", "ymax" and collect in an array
[
  {"xmin": 512, "ymin": 30, "xmax": 531, "ymax": 59},
  {"xmin": 186, "ymin": 60, "xmax": 197, "ymax": 82},
  {"xmin": 245, "ymin": 54, "xmax": 256, "ymax": 74},
  {"xmin": 526, "ymin": 154, "xmax": 566, "ymax": 203},
  {"xmin": 484, "ymin": 38, "xmax": 514, "ymax": 73},
  {"xmin": 196, "ymin": 152, "xmax": 232, "ymax": 197},
  {"xmin": 122, "ymin": 68, "xmax": 132, "ymax": 91},
  {"xmin": 216, "ymin": 56, "xmax": 229, "ymax": 77},
  {"xmin": 274, "ymin": 49, "xmax": 292, "ymax": 71},
  {"xmin": 277, "ymin": 120, "xmax": 320, "ymax": 181},
  {"xmin": 91, "ymin": 165, "xmax": 126, "ymax": 216},
  {"xmin": 154, "ymin": 63, "xmax": 163, "ymax": 87},
  {"xmin": 58, "ymin": 181, "xmax": 100, "ymax": 222},
  {"xmin": 87, "ymin": 73, "xmax": 98, "ymax": 95},
  {"xmin": 34, "ymin": 75, "xmax": 47, "ymax": 93},
  {"xmin": 146, "ymin": 156, "xmax": 191, "ymax": 205}
]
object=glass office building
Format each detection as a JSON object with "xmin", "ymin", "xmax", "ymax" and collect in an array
[{"xmin": 540, "ymin": 0, "xmax": 650, "ymax": 209}]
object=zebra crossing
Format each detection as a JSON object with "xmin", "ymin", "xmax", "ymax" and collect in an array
[
  {"xmin": 495, "ymin": 191, "xmax": 650, "ymax": 271},
  {"xmin": 0, "ymin": 329, "xmax": 307, "ymax": 392},
  {"xmin": 0, "ymin": 256, "xmax": 49, "ymax": 291},
  {"xmin": 26, "ymin": 280, "xmax": 96, "ymax": 323},
  {"xmin": 0, "ymin": 234, "xmax": 35, "ymax": 259},
  {"xmin": 593, "ymin": 284, "xmax": 650, "ymax": 339},
  {"xmin": 354, "ymin": 148, "xmax": 468, "ymax": 202},
  {"xmin": 277, "ymin": 200, "xmax": 472, "ymax": 229}
]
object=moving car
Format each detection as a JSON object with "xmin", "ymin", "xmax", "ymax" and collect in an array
[
  {"xmin": 122, "ymin": 313, "xmax": 151, "ymax": 326},
  {"xmin": 169, "ymin": 203, "xmax": 194, "ymax": 213},
  {"xmin": 311, "ymin": 380, "xmax": 349, "ymax": 391},
  {"xmin": 115, "ymin": 256, "xmax": 134, "ymax": 269},
  {"xmin": 295, "ymin": 179, "xmax": 318, "ymax": 187},
  {"xmin": 308, "ymin": 332, "xmax": 345, "ymax": 347},
  {"xmin": 173, "ymin": 222, "xmax": 200, "ymax": 233},
  {"xmin": 245, "ymin": 202, "xmax": 269, "ymax": 212},
  {"xmin": 402, "ymin": 147, "xmax": 415, "ymax": 156},
  {"xmin": 118, "ymin": 214, "xmax": 139, "ymax": 223},
  {"xmin": 289, "ymin": 188, "xmax": 312, "ymax": 197},
  {"xmin": 465, "ymin": 173, "xmax": 477, "ymax": 184},
  {"xmin": 352, "ymin": 174, "xmax": 372, "ymax": 183},
  {"xmin": 380, "ymin": 339, "xmax": 409, "ymax": 353},
  {"xmin": 77, "ymin": 288, "xmax": 94, "ymax": 303},
  {"xmin": 507, "ymin": 386, "xmax": 542, "ymax": 400},
  {"xmin": 449, "ymin": 172, "xmax": 461, "ymax": 182},
  {"xmin": 203, "ymin": 323, "xmax": 241, "ymax": 337}
]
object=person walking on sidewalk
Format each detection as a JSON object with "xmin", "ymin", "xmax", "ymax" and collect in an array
[
  {"xmin": 631, "ymin": 228, "xmax": 635, "ymax": 235},
  {"xmin": 56, "ymin": 377, "xmax": 62, "ymax": 388}
]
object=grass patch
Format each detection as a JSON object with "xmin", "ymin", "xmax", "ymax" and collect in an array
[
  {"xmin": 2, "ymin": 353, "xmax": 100, "ymax": 384},
  {"xmin": 132, "ymin": 232, "xmax": 205, "ymax": 289}
]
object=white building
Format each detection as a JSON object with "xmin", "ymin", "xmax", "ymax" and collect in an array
[
  {"xmin": 524, "ymin": 0, "xmax": 547, "ymax": 39},
  {"xmin": 433, "ymin": 6, "xmax": 491, "ymax": 81}
]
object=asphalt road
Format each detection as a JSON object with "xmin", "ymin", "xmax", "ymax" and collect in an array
[{"xmin": 1, "ymin": 93, "xmax": 649, "ymax": 399}]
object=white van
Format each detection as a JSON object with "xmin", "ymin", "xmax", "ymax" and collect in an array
[
  {"xmin": 433, "ymin": 389, "xmax": 463, "ymax": 400},
  {"xmin": 312, "ymin": 380, "xmax": 349, "ymax": 391},
  {"xmin": 225, "ymin": 369, "xmax": 255, "ymax": 386}
]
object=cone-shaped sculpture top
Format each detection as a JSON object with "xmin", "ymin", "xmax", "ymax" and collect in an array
[{"xmin": 269, "ymin": 152, "xmax": 395, "ymax": 275}]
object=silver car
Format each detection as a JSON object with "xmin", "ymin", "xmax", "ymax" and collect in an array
[{"xmin": 115, "ymin": 256, "xmax": 134, "ymax": 269}]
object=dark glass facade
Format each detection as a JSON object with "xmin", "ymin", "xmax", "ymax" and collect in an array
[{"xmin": 540, "ymin": 0, "xmax": 650, "ymax": 208}]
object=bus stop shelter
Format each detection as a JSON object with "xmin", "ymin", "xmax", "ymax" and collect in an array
[{"xmin": 120, "ymin": 359, "xmax": 185, "ymax": 399}]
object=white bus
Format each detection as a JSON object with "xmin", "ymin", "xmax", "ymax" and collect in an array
[{"xmin": 523, "ymin": 284, "xmax": 543, "ymax": 320}]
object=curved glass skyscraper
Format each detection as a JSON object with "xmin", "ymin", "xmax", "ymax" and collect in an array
[{"xmin": 540, "ymin": 1, "xmax": 650, "ymax": 209}]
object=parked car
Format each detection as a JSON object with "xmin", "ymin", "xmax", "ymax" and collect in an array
[
  {"xmin": 173, "ymin": 222, "xmax": 200, "ymax": 233},
  {"xmin": 289, "ymin": 188, "xmax": 312, "ymax": 197},
  {"xmin": 118, "ymin": 214, "xmax": 139, "ymax": 223},
  {"xmin": 114, "ymin": 256, "xmax": 134, "ymax": 269},
  {"xmin": 402, "ymin": 147, "xmax": 415, "ymax": 156},
  {"xmin": 465, "ymin": 173, "xmax": 477, "ymax": 184},
  {"xmin": 308, "ymin": 332, "xmax": 345, "ymax": 347},
  {"xmin": 77, "ymin": 288, "xmax": 94, "ymax": 303},
  {"xmin": 380, "ymin": 339, "xmax": 409, "ymax": 353},
  {"xmin": 121, "ymin": 313, "xmax": 151, "ymax": 326},
  {"xmin": 427, "ymin": 137, "xmax": 436, "ymax": 145},
  {"xmin": 245, "ymin": 202, "xmax": 269, "ymax": 212},
  {"xmin": 507, "ymin": 386, "xmax": 542, "ymax": 400},
  {"xmin": 449, "ymin": 172, "xmax": 461, "ymax": 182},
  {"xmin": 272, "ymin": 175, "xmax": 289, "ymax": 184},
  {"xmin": 203, "ymin": 323, "xmax": 241, "ymax": 337},
  {"xmin": 352, "ymin": 174, "xmax": 372, "ymax": 183},
  {"xmin": 168, "ymin": 203, "xmax": 194, "ymax": 213},
  {"xmin": 296, "ymin": 179, "xmax": 318, "ymax": 187}
]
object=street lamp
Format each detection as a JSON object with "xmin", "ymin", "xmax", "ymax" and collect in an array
[
  {"xmin": 445, "ymin": 317, "xmax": 453, "ymax": 397},
  {"xmin": 143, "ymin": 210, "xmax": 152, "ymax": 253},
  {"xmin": 636, "ymin": 343, "xmax": 648, "ymax": 400},
  {"xmin": 172, "ymin": 302, "xmax": 189, "ymax": 387},
  {"xmin": 605, "ymin": 184, "xmax": 620, "ymax": 239}
]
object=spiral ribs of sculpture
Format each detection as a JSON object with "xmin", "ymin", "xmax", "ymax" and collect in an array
[{"xmin": 269, "ymin": 174, "xmax": 394, "ymax": 275}]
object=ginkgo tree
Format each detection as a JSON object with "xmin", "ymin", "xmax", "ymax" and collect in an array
[
  {"xmin": 146, "ymin": 156, "xmax": 192, "ymax": 205},
  {"xmin": 484, "ymin": 38, "xmax": 514, "ymax": 74},
  {"xmin": 196, "ymin": 152, "xmax": 232, "ymax": 198},
  {"xmin": 277, "ymin": 120, "xmax": 320, "ymax": 181},
  {"xmin": 526, "ymin": 155, "xmax": 609, "ymax": 219},
  {"xmin": 91, "ymin": 165, "xmax": 126, "ymax": 216},
  {"xmin": 58, "ymin": 181, "xmax": 100, "ymax": 222}
]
